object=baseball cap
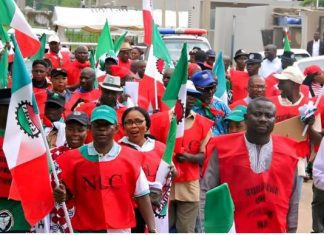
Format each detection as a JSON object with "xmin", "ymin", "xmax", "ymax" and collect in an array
[
  {"xmin": 99, "ymin": 74, "xmax": 123, "ymax": 92},
  {"xmin": 224, "ymin": 105, "xmax": 247, "ymax": 122},
  {"xmin": 274, "ymin": 66, "xmax": 305, "ymax": 85},
  {"xmin": 0, "ymin": 89, "xmax": 11, "ymax": 105},
  {"xmin": 206, "ymin": 49, "xmax": 216, "ymax": 58},
  {"xmin": 105, "ymin": 54, "xmax": 118, "ymax": 64},
  {"xmin": 91, "ymin": 105, "xmax": 117, "ymax": 124},
  {"xmin": 281, "ymin": 51, "xmax": 296, "ymax": 63},
  {"xmin": 304, "ymin": 65, "xmax": 322, "ymax": 76},
  {"xmin": 48, "ymin": 35, "xmax": 60, "ymax": 43},
  {"xmin": 234, "ymin": 49, "xmax": 248, "ymax": 60},
  {"xmin": 246, "ymin": 53, "xmax": 262, "ymax": 64},
  {"xmin": 66, "ymin": 111, "xmax": 89, "ymax": 126},
  {"xmin": 191, "ymin": 70, "xmax": 216, "ymax": 88},
  {"xmin": 50, "ymin": 68, "xmax": 67, "ymax": 77},
  {"xmin": 186, "ymin": 80, "xmax": 201, "ymax": 95},
  {"xmin": 46, "ymin": 92, "xmax": 65, "ymax": 108}
]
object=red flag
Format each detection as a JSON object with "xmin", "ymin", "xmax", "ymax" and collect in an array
[{"xmin": 142, "ymin": 0, "xmax": 153, "ymax": 45}]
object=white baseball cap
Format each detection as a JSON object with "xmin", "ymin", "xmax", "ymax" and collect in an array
[
  {"xmin": 48, "ymin": 35, "xmax": 60, "ymax": 43},
  {"xmin": 274, "ymin": 66, "xmax": 305, "ymax": 85}
]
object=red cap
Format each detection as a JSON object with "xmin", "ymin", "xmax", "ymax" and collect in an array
[
  {"xmin": 304, "ymin": 65, "xmax": 321, "ymax": 76},
  {"xmin": 110, "ymin": 65, "xmax": 135, "ymax": 79},
  {"xmin": 188, "ymin": 63, "xmax": 201, "ymax": 78}
]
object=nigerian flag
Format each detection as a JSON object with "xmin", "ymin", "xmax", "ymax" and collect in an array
[
  {"xmin": 95, "ymin": 19, "xmax": 115, "ymax": 61},
  {"xmin": 154, "ymin": 43, "xmax": 188, "ymax": 232},
  {"xmin": 283, "ymin": 29, "xmax": 291, "ymax": 52},
  {"xmin": 214, "ymin": 51, "xmax": 228, "ymax": 105},
  {"xmin": 205, "ymin": 183, "xmax": 236, "ymax": 233}
]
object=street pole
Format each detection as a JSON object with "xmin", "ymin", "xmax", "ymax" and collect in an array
[{"xmin": 230, "ymin": 15, "xmax": 236, "ymax": 62}]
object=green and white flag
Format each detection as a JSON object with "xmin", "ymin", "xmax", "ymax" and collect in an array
[
  {"xmin": 205, "ymin": 183, "xmax": 236, "ymax": 233},
  {"xmin": 0, "ymin": 0, "xmax": 40, "ymax": 57},
  {"xmin": 95, "ymin": 19, "xmax": 115, "ymax": 61},
  {"xmin": 153, "ymin": 43, "xmax": 188, "ymax": 232},
  {"xmin": 214, "ymin": 51, "xmax": 228, "ymax": 105},
  {"xmin": 283, "ymin": 29, "xmax": 291, "ymax": 52},
  {"xmin": 30, "ymin": 33, "xmax": 46, "ymax": 61},
  {"xmin": 114, "ymin": 31, "xmax": 128, "ymax": 54},
  {"xmin": 162, "ymin": 42, "xmax": 188, "ymax": 143}
]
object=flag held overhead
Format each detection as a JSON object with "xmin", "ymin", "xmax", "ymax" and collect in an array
[{"xmin": 0, "ymin": 0, "xmax": 40, "ymax": 57}]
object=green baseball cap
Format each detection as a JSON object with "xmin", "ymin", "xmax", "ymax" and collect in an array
[
  {"xmin": 90, "ymin": 105, "xmax": 117, "ymax": 124},
  {"xmin": 225, "ymin": 105, "xmax": 247, "ymax": 122}
]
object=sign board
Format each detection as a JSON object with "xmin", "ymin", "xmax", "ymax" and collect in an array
[{"xmin": 272, "ymin": 116, "xmax": 306, "ymax": 142}]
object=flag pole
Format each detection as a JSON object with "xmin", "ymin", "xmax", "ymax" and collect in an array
[
  {"xmin": 36, "ymin": 115, "xmax": 74, "ymax": 233},
  {"xmin": 154, "ymin": 74, "xmax": 159, "ymax": 110}
]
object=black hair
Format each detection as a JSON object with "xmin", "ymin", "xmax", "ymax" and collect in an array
[
  {"xmin": 121, "ymin": 106, "xmax": 151, "ymax": 130},
  {"xmin": 194, "ymin": 50, "xmax": 207, "ymax": 63},
  {"xmin": 303, "ymin": 74, "xmax": 316, "ymax": 97},
  {"xmin": 132, "ymin": 47, "xmax": 143, "ymax": 55},
  {"xmin": 43, "ymin": 58, "xmax": 53, "ymax": 68},
  {"xmin": 32, "ymin": 59, "xmax": 48, "ymax": 68},
  {"xmin": 247, "ymin": 97, "xmax": 274, "ymax": 113}
]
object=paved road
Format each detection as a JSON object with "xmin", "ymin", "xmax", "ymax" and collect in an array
[{"xmin": 297, "ymin": 180, "xmax": 313, "ymax": 233}]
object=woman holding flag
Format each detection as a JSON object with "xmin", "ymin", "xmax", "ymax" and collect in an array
[{"xmin": 119, "ymin": 106, "xmax": 176, "ymax": 233}]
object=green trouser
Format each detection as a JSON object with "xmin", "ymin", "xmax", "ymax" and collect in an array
[{"xmin": 0, "ymin": 198, "xmax": 30, "ymax": 232}]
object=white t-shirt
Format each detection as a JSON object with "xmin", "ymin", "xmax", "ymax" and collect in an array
[
  {"xmin": 312, "ymin": 40, "xmax": 320, "ymax": 57},
  {"xmin": 259, "ymin": 57, "xmax": 282, "ymax": 78}
]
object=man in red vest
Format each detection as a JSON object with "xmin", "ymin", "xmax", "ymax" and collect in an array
[
  {"xmin": 64, "ymin": 46, "xmax": 90, "ymax": 90},
  {"xmin": 44, "ymin": 35, "xmax": 71, "ymax": 69},
  {"xmin": 65, "ymin": 68, "xmax": 101, "ymax": 114},
  {"xmin": 201, "ymin": 97, "xmax": 299, "ymax": 233},
  {"xmin": 230, "ymin": 52, "xmax": 262, "ymax": 102},
  {"xmin": 53, "ymin": 105, "xmax": 156, "ymax": 232},
  {"xmin": 230, "ymin": 75, "xmax": 266, "ymax": 109}
]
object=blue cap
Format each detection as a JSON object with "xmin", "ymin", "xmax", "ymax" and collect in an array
[
  {"xmin": 206, "ymin": 49, "xmax": 216, "ymax": 57},
  {"xmin": 191, "ymin": 70, "xmax": 216, "ymax": 88}
]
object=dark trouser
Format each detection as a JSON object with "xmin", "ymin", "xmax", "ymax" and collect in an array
[
  {"xmin": 312, "ymin": 185, "xmax": 324, "ymax": 233},
  {"xmin": 131, "ymin": 208, "xmax": 146, "ymax": 233}
]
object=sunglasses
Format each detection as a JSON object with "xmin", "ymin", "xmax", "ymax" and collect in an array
[{"xmin": 196, "ymin": 85, "xmax": 216, "ymax": 92}]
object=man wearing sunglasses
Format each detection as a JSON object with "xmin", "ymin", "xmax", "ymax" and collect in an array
[{"xmin": 191, "ymin": 70, "xmax": 231, "ymax": 136}]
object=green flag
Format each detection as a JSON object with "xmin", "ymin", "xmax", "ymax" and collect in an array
[
  {"xmin": 114, "ymin": 31, "xmax": 127, "ymax": 53},
  {"xmin": 0, "ymin": 48, "xmax": 8, "ymax": 88},
  {"xmin": 162, "ymin": 42, "xmax": 188, "ymax": 109},
  {"xmin": 30, "ymin": 33, "xmax": 46, "ymax": 61},
  {"xmin": 213, "ymin": 51, "xmax": 228, "ymax": 105},
  {"xmin": 283, "ymin": 30, "xmax": 291, "ymax": 52},
  {"xmin": 95, "ymin": 19, "xmax": 115, "ymax": 61},
  {"xmin": 0, "ymin": 25, "xmax": 10, "ymax": 43},
  {"xmin": 152, "ymin": 23, "xmax": 172, "ymax": 67},
  {"xmin": 205, "ymin": 183, "xmax": 235, "ymax": 233}
]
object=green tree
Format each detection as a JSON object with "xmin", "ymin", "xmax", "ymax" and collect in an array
[{"xmin": 302, "ymin": 0, "xmax": 324, "ymax": 7}]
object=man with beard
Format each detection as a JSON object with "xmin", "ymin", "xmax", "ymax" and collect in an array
[
  {"xmin": 45, "ymin": 35, "xmax": 71, "ymax": 69},
  {"xmin": 201, "ymin": 97, "xmax": 299, "ymax": 232}
]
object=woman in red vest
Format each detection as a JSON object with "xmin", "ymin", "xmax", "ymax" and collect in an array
[
  {"xmin": 119, "ymin": 107, "xmax": 175, "ymax": 233},
  {"xmin": 53, "ymin": 105, "xmax": 156, "ymax": 232}
]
